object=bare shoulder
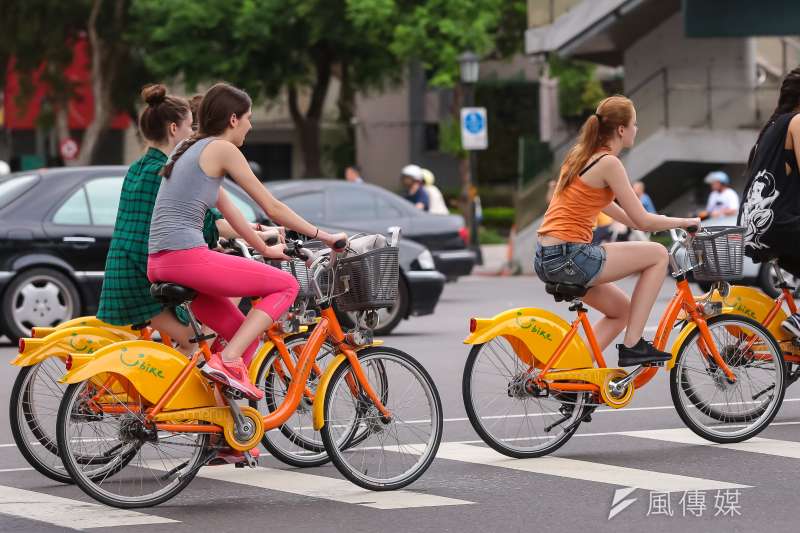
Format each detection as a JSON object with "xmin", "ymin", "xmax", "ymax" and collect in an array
[
  {"xmin": 205, "ymin": 138, "xmax": 239, "ymax": 156},
  {"xmin": 595, "ymin": 154, "xmax": 627, "ymax": 182},
  {"xmin": 789, "ymin": 114, "xmax": 800, "ymax": 134}
]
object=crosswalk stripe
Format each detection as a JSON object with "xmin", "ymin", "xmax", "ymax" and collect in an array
[
  {"xmin": 0, "ymin": 484, "xmax": 178, "ymax": 530},
  {"xmin": 621, "ymin": 428, "xmax": 800, "ymax": 458},
  {"xmin": 191, "ymin": 464, "xmax": 472, "ymax": 509},
  {"xmin": 433, "ymin": 442, "xmax": 749, "ymax": 492}
]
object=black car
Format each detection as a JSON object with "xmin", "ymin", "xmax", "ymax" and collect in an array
[
  {"xmin": 266, "ymin": 179, "xmax": 476, "ymax": 281},
  {"xmin": 0, "ymin": 167, "xmax": 444, "ymax": 340}
]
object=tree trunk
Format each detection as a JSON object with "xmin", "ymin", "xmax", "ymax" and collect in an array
[
  {"xmin": 337, "ymin": 60, "xmax": 356, "ymax": 164},
  {"xmin": 76, "ymin": 0, "xmax": 123, "ymax": 165},
  {"xmin": 286, "ymin": 45, "xmax": 332, "ymax": 178}
]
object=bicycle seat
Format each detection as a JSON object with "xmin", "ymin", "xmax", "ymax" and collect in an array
[
  {"xmin": 545, "ymin": 282, "xmax": 588, "ymax": 302},
  {"xmin": 149, "ymin": 283, "xmax": 198, "ymax": 306}
]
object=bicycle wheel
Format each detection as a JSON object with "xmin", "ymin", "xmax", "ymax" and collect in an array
[
  {"xmin": 57, "ymin": 380, "xmax": 209, "ymax": 508},
  {"xmin": 251, "ymin": 334, "xmax": 337, "ymax": 467},
  {"xmin": 320, "ymin": 346, "xmax": 442, "ymax": 491},
  {"xmin": 671, "ymin": 314, "xmax": 786, "ymax": 443},
  {"xmin": 10, "ymin": 360, "xmax": 72, "ymax": 483},
  {"xmin": 463, "ymin": 337, "xmax": 588, "ymax": 458}
]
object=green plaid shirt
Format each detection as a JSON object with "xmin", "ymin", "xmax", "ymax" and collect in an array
[{"xmin": 97, "ymin": 148, "xmax": 222, "ymax": 325}]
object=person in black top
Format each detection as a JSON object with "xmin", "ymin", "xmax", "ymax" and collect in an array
[
  {"xmin": 401, "ymin": 164, "xmax": 430, "ymax": 211},
  {"xmin": 738, "ymin": 67, "xmax": 800, "ymax": 337}
]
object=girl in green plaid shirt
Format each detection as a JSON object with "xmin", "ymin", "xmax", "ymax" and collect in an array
[{"xmin": 98, "ymin": 85, "xmax": 281, "ymax": 355}]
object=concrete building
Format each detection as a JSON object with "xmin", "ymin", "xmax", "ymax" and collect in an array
[{"xmin": 514, "ymin": 0, "xmax": 800, "ymax": 272}]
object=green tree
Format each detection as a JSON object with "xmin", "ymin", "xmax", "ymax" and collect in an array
[
  {"xmin": 1, "ymin": 0, "xmax": 146, "ymax": 165},
  {"xmin": 133, "ymin": 0, "xmax": 402, "ymax": 178}
]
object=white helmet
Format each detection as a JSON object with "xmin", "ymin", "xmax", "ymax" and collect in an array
[
  {"xmin": 0, "ymin": 160, "xmax": 10, "ymax": 176},
  {"xmin": 401, "ymin": 164, "xmax": 424, "ymax": 181}
]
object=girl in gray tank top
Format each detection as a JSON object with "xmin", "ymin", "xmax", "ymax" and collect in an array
[
  {"xmin": 149, "ymin": 137, "xmax": 221, "ymax": 254},
  {"xmin": 147, "ymin": 82, "xmax": 346, "ymax": 402}
]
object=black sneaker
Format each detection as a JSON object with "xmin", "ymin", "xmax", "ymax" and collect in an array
[
  {"xmin": 782, "ymin": 313, "xmax": 800, "ymax": 338},
  {"xmin": 617, "ymin": 338, "xmax": 672, "ymax": 367}
]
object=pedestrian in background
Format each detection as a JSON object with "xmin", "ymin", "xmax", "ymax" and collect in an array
[
  {"xmin": 633, "ymin": 181, "xmax": 656, "ymax": 213},
  {"xmin": 401, "ymin": 164, "xmax": 429, "ymax": 211},
  {"xmin": 700, "ymin": 171, "xmax": 739, "ymax": 219},
  {"xmin": 345, "ymin": 164, "xmax": 364, "ymax": 183},
  {"xmin": 422, "ymin": 168, "xmax": 449, "ymax": 214}
]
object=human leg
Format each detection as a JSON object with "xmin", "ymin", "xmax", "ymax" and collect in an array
[{"xmin": 582, "ymin": 283, "xmax": 630, "ymax": 350}]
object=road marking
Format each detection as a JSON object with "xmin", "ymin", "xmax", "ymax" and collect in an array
[
  {"xmin": 432, "ymin": 442, "xmax": 749, "ymax": 492},
  {"xmin": 621, "ymin": 427, "xmax": 800, "ymax": 459},
  {"xmin": 0, "ymin": 468, "xmax": 34, "ymax": 473},
  {"xmin": 0, "ymin": 484, "xmax": 178, "ymax": 530},
  {"xmin": 185, "ymin": 464, "xmax": 471, "ymax": 509}
]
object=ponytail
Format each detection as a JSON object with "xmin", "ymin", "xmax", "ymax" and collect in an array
[
  {"xmin": 160, "ymin": 134, "xmax": 206, "ymax": 178},
  {"xmin": 747, "ymin": 67, "xmax": 800, "ymax": 171},
  {"xmin": 555, "ymin": 95, "xmax": 634, "ymax": 195}
]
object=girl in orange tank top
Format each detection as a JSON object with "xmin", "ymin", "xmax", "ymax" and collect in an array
[{"xmin": 534, "ymin": 96, "xmax": 699, "ymax": 367}]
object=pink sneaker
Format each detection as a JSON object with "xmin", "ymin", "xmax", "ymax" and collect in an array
[
  {"xmin": 208, "ymin": 447, "xmax": 260, "ymax": 466},
  {"xmin": 202, "ymin": 352, "xmax": 264, "ymax": 401}
]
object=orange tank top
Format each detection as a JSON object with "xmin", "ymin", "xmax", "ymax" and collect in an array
[{"xmin": 538, "ymin": 176, "xmax": 615, "ymax": 243}]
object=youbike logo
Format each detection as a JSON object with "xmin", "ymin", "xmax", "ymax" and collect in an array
[
  {"xmin": 515, "ymin": 312, "xmax": 554, "ymax": 342},
  {"xmin": 119, "ymin": 348, "xmax": 165, "ymax": 379}
]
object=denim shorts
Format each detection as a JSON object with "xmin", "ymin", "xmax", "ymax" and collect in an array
[{"xmin": 534, "ymin": 242, "xmax": 607, "ymax": 287}]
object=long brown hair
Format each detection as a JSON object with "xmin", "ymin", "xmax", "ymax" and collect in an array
[
  {"xmin": 161, "ymin": 82, "xmax": 252, "ymax": 178},
  {"xmin": 554, "ymin": 95, "xmax": 635, "ymax": 195},
  {"xmin": 747, "ymin": 67, "xmax": 800, "ymax": 169},
  {"xmin": 138, "ymin": 84, "xmax": 190, "ymax": 144}
]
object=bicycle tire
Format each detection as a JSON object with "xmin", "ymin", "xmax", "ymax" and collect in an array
[
  {"xmin": 320, "ymin": 346, "xmax": 442, "ymax": 491},
  {"xmin": 57, "ymin": 381, "xmax": 208, "ymax": 508},
  {"xmin": 670, "ymin": 314, "xmax": 786, "ymax": 443},
  {"xmin": 463, "ymin": 340, "xmax": 587, "ymax": 458}
]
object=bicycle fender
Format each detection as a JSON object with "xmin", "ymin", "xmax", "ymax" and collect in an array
[
  {"xmin": 312, "ymin": 354, "xmax": 348, "ymax": 431},
  {"xmin": 11, "ymin": 326, "xmax": 135, "ymax": 367},
  {"xmin": 463, "ymin": 308, "xmax": 593, "ymax": 369},
  {"xmin": 247, "ymin": 339, "xmax": 277, "ymax": 384},
  {"xmin": 60, "ymin": 340, "xmax": 215, "ymax": 410},
  {"xmin": 707, "ymin": 286, "xmax": 790, "ymax": 341},
  {"xmin": 44, "ymin": 316, "xmax": 136, "ymax": 337}
]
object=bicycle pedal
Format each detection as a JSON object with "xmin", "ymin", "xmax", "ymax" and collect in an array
[
  {"xmin": 642, "ymin": 361, "xmax": 665, "ymax": 368},
  {"xmin": 223, "ymin": 387, "xmax": 244, "ymax": 401}
]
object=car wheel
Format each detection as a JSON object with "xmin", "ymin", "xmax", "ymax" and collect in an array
[
  {"xmin": 338, "ymin": 276, "xmax": 409, "ymax": 336},
  {"xmin": 758, "ymin": 263, "xmax": 799, "ymax": 298},
  {"xmin": 1, "ymin": 268, "xmax": 81, "ymax": 341}
]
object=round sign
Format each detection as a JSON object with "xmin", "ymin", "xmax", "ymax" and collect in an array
[
  {"xmin": 464, "ymin": 112, "xmax": 484, "ymax": 134},
  {"xmin": 60, "ymin": 138, "xmax": 79, "ymax": 161}
]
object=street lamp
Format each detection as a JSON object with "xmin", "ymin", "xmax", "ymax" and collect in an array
[{"xmin": 458, "ymin": 51, "xmax": 482, "ymax": 265}]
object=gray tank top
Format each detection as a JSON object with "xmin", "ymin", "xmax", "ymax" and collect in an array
[{"xmin": 149, "ymin": 137, "xmax": 222, "ymax": 254}]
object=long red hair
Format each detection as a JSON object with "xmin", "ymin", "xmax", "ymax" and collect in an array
[{"xmin": 555, "ymin": 95, "xmax": 635, "ymax": 195}]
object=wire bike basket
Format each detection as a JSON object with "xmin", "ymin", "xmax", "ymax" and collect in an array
[
  {"xmin": 687, "ymin": 226, "xmax": 744, "ymax": 281},
  {"xmin": 334, "ymin": 245, "xmax": 399, "ymax": 312}
]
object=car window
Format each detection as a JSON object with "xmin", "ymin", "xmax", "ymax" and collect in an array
[
  {"xmin": 85, "ymin": 177, "xmax": 123, "ymax": 225},
  {"xmin": 327, "ymin": 188, "xmax": 377, "ymax": 221},
  {"xmin": 376, "ymin": 195, "xmax": 405, "ymax": 218},
  {"xmin": 53, "ymin": 187, "xmax": 91, "ymax": 225},
  {"xmin": 0, "ymin": 173, "xmax": 38, "ymax": 209},
  {"xmin": 225, "ymin": 189, "xmax": 257, "ymax": 222},
  {"xmin": 283, "ymin": 191, "xmax": 325, "ymax": 222}
]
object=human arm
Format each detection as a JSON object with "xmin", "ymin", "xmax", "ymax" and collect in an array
[
  {"xmin": 216, "ymin": 218, "xmax": 284, "ymax": 243},
  {"xmin": 601, "ymin": 156, "xmax": 699, "ymax": 231},
  {"xmin": 601, "ymin": 201, "xmax": 636, "ymax": 228},
  {"xmin": 215, "ymin": 188, "xmax": 288, "ymax": 260},
  {"xmin": 203, "ymin": 140, "xmax": 345, "ymax": 248}
]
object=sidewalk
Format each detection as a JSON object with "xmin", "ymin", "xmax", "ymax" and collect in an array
[{"xmin": 472, "ymin": 244, "xmax": 525, "ymax": 276}]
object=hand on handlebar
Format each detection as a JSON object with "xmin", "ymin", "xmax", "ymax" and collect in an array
[
  {"xmin": 257, "ymin": 226, "xmax": 284, "ymax": 246},
  {"xmin": 321, "ymin": 231, "xmax": 348, "ymax": 251},
  {"xmin": 260, "ymin": 242, "xmax": 291, "ymax": 261},
  {"xmin": 681, "ymin": 218, "xmax": 701, "ymax": 233}
]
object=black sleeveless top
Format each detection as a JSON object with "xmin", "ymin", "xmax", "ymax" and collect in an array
[{"xmin": 738, "ymin": 112, "xmax": 800, "ymax": 261}]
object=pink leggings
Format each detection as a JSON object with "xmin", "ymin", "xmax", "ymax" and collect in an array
[{"xmin": 148, "ymin": 247, "xmax": 299, "ymax": 363}]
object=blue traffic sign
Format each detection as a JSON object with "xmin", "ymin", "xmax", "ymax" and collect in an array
[{"xmin": 464, "ymin": 112, "xmax": 485, "ymax": 134}]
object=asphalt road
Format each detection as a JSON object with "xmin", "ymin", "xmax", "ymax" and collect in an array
[{"xmin": 1, "ymin": 274, "xmax": 800, "ymax": 532}]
